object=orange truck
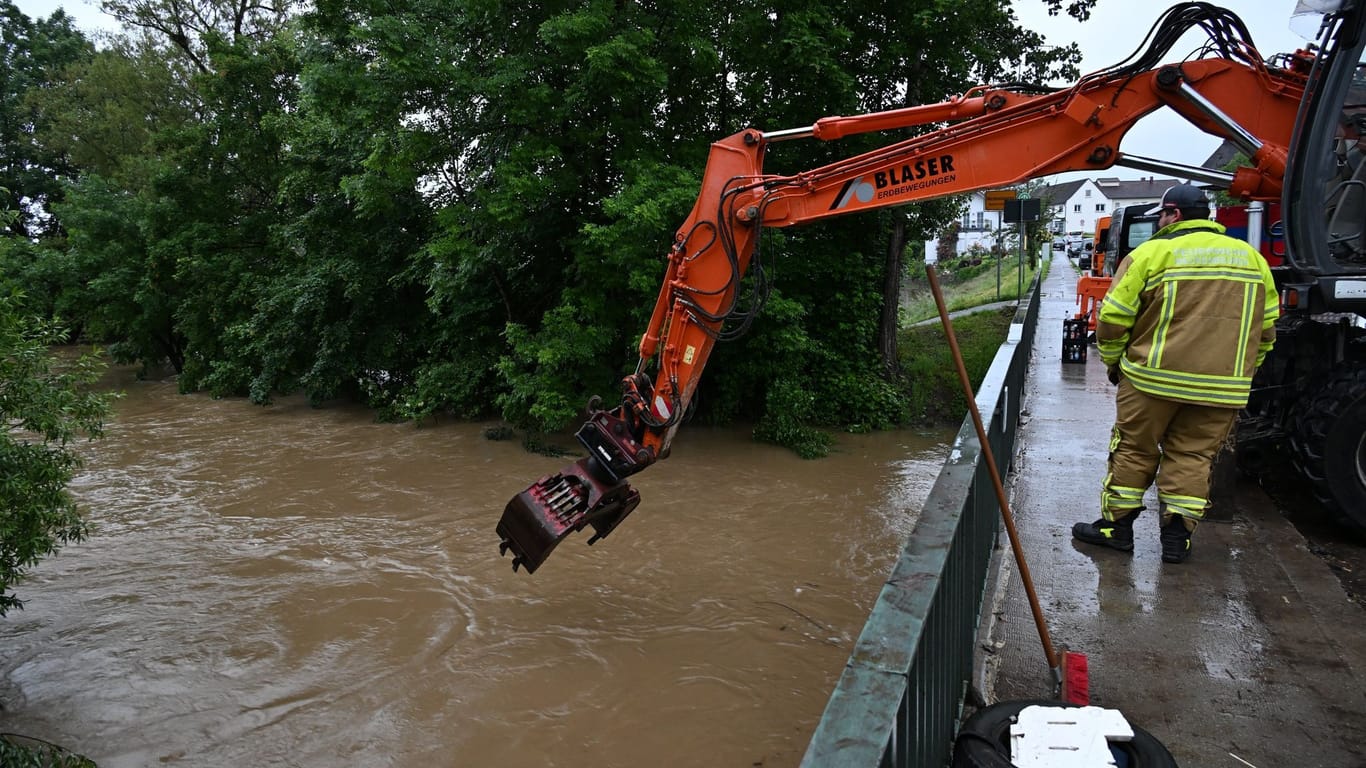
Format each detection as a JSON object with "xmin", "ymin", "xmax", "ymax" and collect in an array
[
  {"xmin": 497, "ymin": 2, "xmax": 1366, "ymax": 572},
  {"xmin": 1068, "ymin": 216, "xmax": 1113, "ymax": 351},
  {"xmin": 1069, "ymin": 205, "xmax": 1165, "ymax": 343},
  {"xmin": 1090, "ymin": 216, "xmax": 1110, "ymax": 277}
]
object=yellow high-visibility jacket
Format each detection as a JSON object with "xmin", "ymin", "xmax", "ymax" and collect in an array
[{"xmin": 1097, "ymin": 219, "xmax": 1279, "ymax": 408}]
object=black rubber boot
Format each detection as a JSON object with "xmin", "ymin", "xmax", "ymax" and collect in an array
[
  {"xmin": 1072, "ymin": 513, "xmax": 1136, "ymax": 552},
  {"xmin": 1160, "ymin": 515, "xmax": 1193, "ymax": 564}
]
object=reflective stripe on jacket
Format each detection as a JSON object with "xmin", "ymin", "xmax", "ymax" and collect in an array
[{"xmin": 1096, "ymin": 219, "xmax": 1278, "ymax": 408}]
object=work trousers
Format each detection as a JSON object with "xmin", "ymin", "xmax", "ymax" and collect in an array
[{"xmin": 1100, "ymin": 379, "xmax": 1238, "ymax": 525}]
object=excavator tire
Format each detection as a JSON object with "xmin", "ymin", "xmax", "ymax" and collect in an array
[
  {"xmin": 951, "ymin": 699, "xmax": 1177, "ymax": 768},
  {"xmin": 1288, "ymin": 363, "xmax": 1366, "ymax": 532}
]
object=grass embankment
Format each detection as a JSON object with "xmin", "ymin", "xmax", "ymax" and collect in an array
[
  {"xmin": 902, "ymin": 253, "xmax": 1041, "ymax": 326},
  {"xmin": 895, "ymin": 253, "xmax": 1045, "ymax": 424}
]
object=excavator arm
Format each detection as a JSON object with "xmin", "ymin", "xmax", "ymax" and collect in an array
[{"xmin": 497, "ymin": 4, "xmax": 1310, "ymax": 573}]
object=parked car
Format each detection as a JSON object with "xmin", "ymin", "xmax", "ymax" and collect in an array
[{"xmin": 1076, "ymin": 242, "xmax": 1094, "ymax": 271}]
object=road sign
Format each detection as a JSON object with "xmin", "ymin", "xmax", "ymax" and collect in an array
[
  {"xmin": 984, "ymin": 190, "xmax": 1018, "ymax": 211},
  {"xmin": 1004, "ymin": 198, "xmax": 1041, "ymax": 223}
]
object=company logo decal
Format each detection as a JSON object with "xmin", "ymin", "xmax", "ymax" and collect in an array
[{"xmin": 829, "ymin": 155, "xmax": 958, "ymax": 209}]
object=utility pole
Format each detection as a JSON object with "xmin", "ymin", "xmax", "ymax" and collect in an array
[
  {"xmin": 1004, "ymin": 197, "xmax": 1040, "ymax": 299},
  {"xmin": 1018, "ymin": 224, "xmax": 1025, "ymax": 299}
]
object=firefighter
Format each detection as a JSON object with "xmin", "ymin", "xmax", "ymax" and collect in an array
[{"xmin": 1072, "ymin": 184, "xmax": 1279, "ymax": 563}]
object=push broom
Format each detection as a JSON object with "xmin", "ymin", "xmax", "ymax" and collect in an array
[{"xmin": 925, "ymin": 263, "xmax": 1089, "ymax": 705}]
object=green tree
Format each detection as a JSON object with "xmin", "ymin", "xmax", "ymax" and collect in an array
[
  {"xmin": 832, "ymin": 0, "xmax": 1081, "ymax": 378},
  {"xmin": 0, "ymin": 1, "xmax": 93, "ymax": 236},
  {"xmin": 54, "ymin": 175, "xmax": 185, "ymax": 372},
  {"xmin": 148, "ymin": 32, "xmax": 299, "ymax": 395},
  {"xmin": 33, "ymin": 33, "xmax": 197, "ymax": 188},
  {"xmin": 2, "ymin": 192, "xmax": 112, "ymax": 615},
  {"xmin": 1044, "ymin": 0, "xmax": 1100, "ymax": 21},
  {"xmin": 16, "ymin": 35, "xmax": 196, "ymax": 370},
  {"xmin": 310, "ymin": 0, "xmax": 1090, "ymax": 453},
  {"xmin": 102, "ymin": 0, "xmax": 293, "ymax": 74},
  {"xmin": 0, "ymin": 279, "xmax": 113, "ymax": 614},
  {"xmin": 0, "ymin": 0, "xmax": 1100, "ymax": 460},
  {"xmin": 298, "ymin": 0, "xmax": 730, "ymax": 426},
  {"xmin": 674, "ymin": 0, "xmax": 1081, "ymax": 450},
  {"xmin": 242, "ymin": 19, "xmax": 436, "ymax": 408}
]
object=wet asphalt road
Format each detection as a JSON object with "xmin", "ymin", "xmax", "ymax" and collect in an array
[{"xmin": 981, "ymin": 255, "xmax": 1366, "ymax": 768}]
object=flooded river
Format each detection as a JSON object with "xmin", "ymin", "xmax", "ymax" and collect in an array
[{"xmin": 0, "ymin": 365, "xmax": 953, "ymax": 767}]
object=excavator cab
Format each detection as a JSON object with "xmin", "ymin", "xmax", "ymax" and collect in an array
[
  {"xmin": 1103, "ymin": 205, "xmax": 1161, "ymax": 278},
  {"xmin": 1285, "ymin": 3, "xmax": 1366, "ymax": 291},
  {"xmin": 1237, "ymin": 0, "xmax": 1366, "ymax": 520}
]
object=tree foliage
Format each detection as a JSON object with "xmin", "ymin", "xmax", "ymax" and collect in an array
[
  {"xmin": 1044, "ymin": 0, "xmax": 1100, "ymax": 22},
  {"xmin": 101, "ymin": 0, "xmax": 293, "ymax": 73},
  {"xmin": 0, "ymin": 288, "xmax": 112, "ymax": 615},
  {"xmin": 0, "ymin": 1, "xmax": 92, "ymax": 236},
  {"xmin": 0, "ymin": 735, "xmax": 95, "ymax": 768},
  {"xmin": 4, "ymin": 0, "xmax": 1087, "ymax": 455}
]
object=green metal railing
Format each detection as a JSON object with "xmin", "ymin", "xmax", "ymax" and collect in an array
[{"xmin": 800, "ymin": 270, "xmax": 1043, "ymax": 767}]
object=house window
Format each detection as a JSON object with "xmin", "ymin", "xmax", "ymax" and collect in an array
[
  {"xmin": 1095, "ymin": 203, "xmax": 1107, "ymax": 212},
  {"xmin": 1084, "ymin": 189, "xmax": 1092, "ymax": 198},
  {"xmin": 1073, "ymin": 204, "xmax": 1082, "ymax": 212},
  {"xmin": 960, "ymin": 212, "xmax": 993, "ymax": 230}
]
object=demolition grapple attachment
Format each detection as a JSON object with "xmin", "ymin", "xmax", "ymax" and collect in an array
[{"xmin": 496, "ymin": 406, "xmax": 655, "ymax": 574}]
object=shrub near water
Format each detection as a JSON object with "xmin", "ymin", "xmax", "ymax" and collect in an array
[
  {"xmin": 0, "ymin": 735, "xmax": 96, "ymax": 767},
  {"xmin": 757, "ymin": 297, "xmax": 1017, "ymax": 450}
]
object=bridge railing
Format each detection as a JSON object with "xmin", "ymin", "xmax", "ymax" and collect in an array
[{"xmin": 800, "ymin": 269, "xmax": 1043, "ymax": 767}]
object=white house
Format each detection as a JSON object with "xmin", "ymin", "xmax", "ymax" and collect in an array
[
  {"xmin": 1038, "ymin": 176, "xmax": 1184, "ymax": 237},
  {"xmin": 1038, "ymin": 178, "xmax": 1108, "ymax": 236},
  {"xmin": 923, "ymin": 190, "xmax": 1008, "ymax": 262},
  {"xmin": 1093, "ymin": 176, "xmax": 1183, "ymax": 215}
]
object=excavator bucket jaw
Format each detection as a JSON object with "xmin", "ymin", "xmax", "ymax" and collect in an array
[{"xmin": 496, "ymin": 457, "xmax": 641, "ymax": 574}]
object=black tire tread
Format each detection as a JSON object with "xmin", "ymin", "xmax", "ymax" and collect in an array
[
  {"xmin": 1288, "ymin": 364, "xmax": 1366, "ymax": 531},
  {"xmin": 952, "ymin": 699, "xmax": 1178, "ymax": 768}
]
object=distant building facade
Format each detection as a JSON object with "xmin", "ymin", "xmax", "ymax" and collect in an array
[
  {"xmin": 924, "ymin": 190, "xmax": 1006, "ymax": 262},
  {"xmin": 1037, "ymin": 176, "xmax": 1182, "ymax": 236},
  {"xmin": 923, "ymin": 176, "xmax": 1190, "ymax": 262}
]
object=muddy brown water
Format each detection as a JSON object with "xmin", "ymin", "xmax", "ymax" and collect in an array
[{"xmin": 0, "ymin": 365, "xmax": 954, "ymax": 767}]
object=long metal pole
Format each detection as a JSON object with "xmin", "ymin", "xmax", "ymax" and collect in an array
[{"xmin": 926, "ymin": 263, "xmax": 1060, "ymax": 676}]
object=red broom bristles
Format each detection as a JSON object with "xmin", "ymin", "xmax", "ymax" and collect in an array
[{"xmin": 1061, "ymin": 650, "xmax": 1090, "ymax": 705}]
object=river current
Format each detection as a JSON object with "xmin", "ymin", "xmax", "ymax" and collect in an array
[{"xmin": 0, "ymin": 366, "xmax": 953, "ymax": 767}]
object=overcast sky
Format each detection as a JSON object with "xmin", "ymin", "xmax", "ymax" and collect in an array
[
  {"xmin": 1013, "ymin": 0, "xmax": 1320, "ymax": 181},
  {"xmin": 13, "ymin": 0, "xmax": 1327, "ymax": 181},
  {"xmin": 14, "ymin": 0, "xmax": 116, "ymax": 31}
]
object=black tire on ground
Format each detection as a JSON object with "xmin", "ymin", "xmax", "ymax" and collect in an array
[
  {"xmin": 1289, "ymin": 364, "xmax": 1366, "ymax": 531},
  {"xmin": 952, "ymin": 699, "xmax": 1179, "ymax": 768}
]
